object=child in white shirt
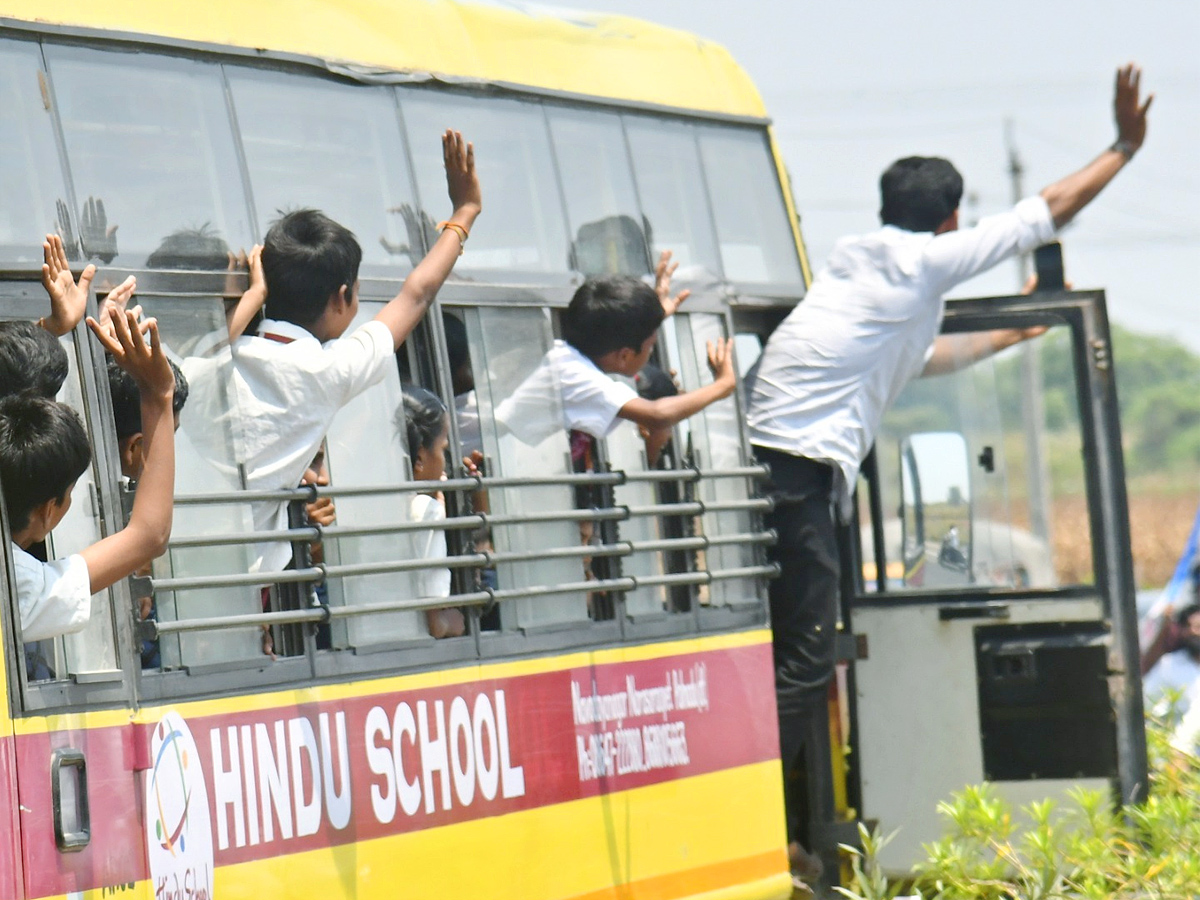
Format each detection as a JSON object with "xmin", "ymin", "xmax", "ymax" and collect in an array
[
  {"xmin": 400, "ymin": 385, "xmax": 465, "ymax": 639},
  {"xmin": 1, "ymin": 301, "xmax": 176, "ymax": 642},
  {"xmin": 496, "ymin": 252, "xmax": 736, "ymax": 459},
  {"xmin": 219, "ymin": 130, "xmax": 481, "ymax": 573}
]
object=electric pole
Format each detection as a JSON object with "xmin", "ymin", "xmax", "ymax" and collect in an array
[{"xmin": 1006, "ymin": 118, "xmax": 1054, "ymax": 556}]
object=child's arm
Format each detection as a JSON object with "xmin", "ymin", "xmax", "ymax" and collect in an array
[
  {"xmin": 81, "ymin": 307, "xmax": 176, "ymax": 593},
  {"xmin": 654, "ymin": 250, "xmax": 690, "ymax": 318},
  {"xmin": 38, "ymin": 234, "xmax": 95, "ymax": 336},
  {"xmin": 617, "ymin": 338, "xmax": 736, "ymax": 431},
  {"xmin": 374, "ymin": 130, "xmax": 481, "ymax": 349},
  {"xmin": 227, "ymin": 244, "xmax": 267, "ymax": 341}
]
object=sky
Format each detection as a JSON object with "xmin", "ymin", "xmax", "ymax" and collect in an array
[{"xmin": 562, "ymin": 0, "xmax": 1200, "ymax": 349}]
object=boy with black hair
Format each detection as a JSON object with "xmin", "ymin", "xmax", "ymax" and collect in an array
[
  {"xmin": 219, "ymin": 129, "xmax": 481, "ymax": 573},
  {"xmin": 0, "ymin": 306, "xmax": 175, "ymax": 642},
  {"xmin": 108, "ymin": 355, "xmax": 189, "ymax": 480},
  {"xmin": 0, "ymin": 322, "xmax": 68, "ymax": 399},
  {"xmin": 496, "ymin": 252, "xmax": 735, "ymax": 456}
]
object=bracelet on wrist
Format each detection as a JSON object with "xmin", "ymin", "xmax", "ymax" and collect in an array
[
  {"xmin": 1111, "ymin": 138, "xmax": 1137, "ymax": 161},
  {"xmin": 436, "ymin": 221, "xmax": 469, "ymax": 255}
]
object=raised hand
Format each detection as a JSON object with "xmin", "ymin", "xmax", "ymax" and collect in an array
[
  {"xmin": 654, "ymin": 250, "xmax": 691, "ymax": 317},
  {"xmin": 443, "ymin": 130, "xmax": 481, "ymax": 215},
  {"xmin": 40, "ymin": 233, "xmax": 95, "ymax": 336},
  {"xmin": 80, "ymin": 196, "xmax": 119, "ymax": 264},
  {"xmin": 706, "ymin": 337, "xmax": 736, "ymax": 390},
  {"xmin": 88, "ymin": 304, "xmax": 173, "ymax": 402},
  {"xmin": 1114, "ymin": 63, "xmax": 1153, "ymax": 154}
]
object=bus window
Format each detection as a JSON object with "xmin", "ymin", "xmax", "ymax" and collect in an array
[
  {"xmin": 623, "ymin": 116, "xmax": 722, "ymax": 282},
  {"xmin": 399, "ymin": 91, "xmax": 570, "ymax": 275},
  {"xmin": 546, "ymin": 107, "xmax": 651, "ymax": 277},
  {"xmin": 44, "ymin": 46, "xmax": 252, "ymax": 268},
  {"xmin": 872, "ymin": 321, "xmax": 1093, "ymax": 592},
  {"xmin": 142, "ymin": 293, "xmax": 264, "ymax": 669},
  {"xmin": 465, "ymin": 306, "xmax": 590, "ymax": 628},
  {"xmin": 0, "ymin": 40, "xmax": 72, "ymax": 268},
  {"xmin": 668, "ymin": 311, "xmax": 759, "ymax": 607},
  {"xmin": 696, "ymin": 125, "xmax": 804, "ymax": 288},
  {"xmin": 319, "ymin": 300, "xmax": 428, "ymax": 649},
  {"xmin": 226, "ymin": 70, "xmax": 422, "ymax": 271},
  {"xmin": 20, "ymin": 330, "xmax": 121, "ymax": 681}
]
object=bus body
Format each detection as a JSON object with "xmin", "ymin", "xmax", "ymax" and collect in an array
[
  {"xmin": 0, "ymin": 2, "xmax": 807, "ymax": 898},
  {"xmin": 0, "ymin": 2, "xmax": 1148, "ymax": 895}
]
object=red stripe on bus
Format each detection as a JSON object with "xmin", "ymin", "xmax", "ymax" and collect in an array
[
  {"xmin": 0, "ymin": 732, "xmax": 22, "ymax": 900},
  {"xmin": 15, "ymin": 641, "xmax": 778, "ymax": 896}
]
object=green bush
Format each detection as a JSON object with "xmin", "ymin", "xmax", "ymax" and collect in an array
[{"xmin": 838, "ymin": 712, "xmax": 1200, "ymax": 900}]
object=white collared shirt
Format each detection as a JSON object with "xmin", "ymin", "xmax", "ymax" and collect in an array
[
  {"xmin": 13, "ymin": 543, "xmax": 91, "ymax": 642},
  {"xmin": 495, "ymin": 339, "xmax": 638, "ymax": 446},
  {"xmin": 229, "ymin": 318, "xmax": 394, "ymax": 573},
  {"xmin": 747, "ymin": 196, "xmax": 1056, "ymax": 502}
]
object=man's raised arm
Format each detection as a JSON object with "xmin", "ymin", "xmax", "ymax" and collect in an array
[{"xmin": 1040, "ymin": 63, "xmax": 1152, "ymax": 229}]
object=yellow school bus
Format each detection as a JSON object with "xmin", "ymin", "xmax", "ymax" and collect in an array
[{"xmin": 0, "ymin": 2, "xmax": 812, "ymax": 898}]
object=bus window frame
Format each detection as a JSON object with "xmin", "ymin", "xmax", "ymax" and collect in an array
[{"xmin": 851, "ymin": 292, "xmax": 1116, "ymax": 609}]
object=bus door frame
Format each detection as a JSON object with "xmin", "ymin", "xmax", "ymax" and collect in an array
[{"xmin": 848, "ymin": 288, "xmax": 1145, "ymax": 865}]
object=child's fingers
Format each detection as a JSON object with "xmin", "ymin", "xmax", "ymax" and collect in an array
[
  {"xmin": 77, "ymin": 264, "xmax": 96, "ymax": 296},
  {"xmin": 43, "ymin": 237, "xmax": 55, "ymax": 273},
  {"xmin": 54, "ymin": 234, "xmax": 70, "ymax": 271},
  {"xmin": 86, "ymin": 316, "xmax": 122, "ymax": 355},
  {"xmin": 144, "ymin": 318, "xmax": 161, "ymax": 351},
  {"xmin": 675, "ymin": 288, "xmax": 691, "ymax": 307},
  {"xmin": 466, "ymin": 141, "xmax": 474, "ymax": 172}
]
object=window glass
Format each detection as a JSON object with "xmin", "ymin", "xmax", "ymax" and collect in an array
[
  {"xmin": 45, "ymin": 47, "xmax": 252, "ymax": 268},
  {"xmin": 667, "ymin": 312, "xmax": 757, "ymax": 606},
  {"xmin": 546, "ymin": 107, "xmax": 650, "ymax": 276},
  {"xmin": 143, "ymin": 295, "xmax": 263, "ymax": 667},
  {"xmin": 697, "ymin": 126, "xmax": 803, "ymax": 286},
  {"xmin": 869, "ymin": 324, "xmax": 1091, "ymax": 593},
  {"xmin": 466, "ymin": 307, "xmax": 588, "ymax": 627},
  {"xmin": 623, "ymin": 116, "xmax": 721, "ymax": 281},
  {"xmin": 399, "ymin": 90, "xmax": 569, "ymax": 273},
  {"xmin": 227, "ymin": 70, "xmax": 422, "ymax": 271},
  {"xmin": 0, "ymin": 40, "xmax": 72, "ymax": 267},
  {"xmin": 320, "ymin": 301, "xmax": 427, "ymax": 648}
]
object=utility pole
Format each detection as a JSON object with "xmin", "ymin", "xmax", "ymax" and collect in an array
[{"xmin": 1006, "ymin": 118, "xmax": 1054, "ymax": 553}]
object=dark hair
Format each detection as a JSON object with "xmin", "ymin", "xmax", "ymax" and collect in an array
[
  {"xmin": 879, "ymin": 157, "xmax": 964, "ymax": 233},
  {"xmin": 636, "ymin": 363, "xmax": 678, "ymax": 401},
  {"xmin": 0, "ymin": 395, "xmax": 91, "ymax": 531},
  {"xmin": 262, "ymin": 209, "xmax": 363, "ymax": 329},
  {"xmin": 442, "ymin": 312, "xmax": 470, "ymax": 377},
  {"xmin": 398, "ymin": 385, "xmax": 448, "ymax": 455},
  {"xmin": 145, "ymin": 224, "xmax": 231, "ymax": 271},
  {"xmin": 107, "ymin": 356, "xmax": 189, "ymax": 439},
  {"xmin": 0, "ymin": 321, "xmax": 70, "ymax": 399},
  {"xmin": 562, "ymin": 276, "xmax": 664, "ymax": 360}
]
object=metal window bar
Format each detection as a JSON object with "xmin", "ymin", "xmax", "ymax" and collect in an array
[
  {"xmin": 168, "ymin": 467, "xmax": 760, "ymax": 509},
  {"xmin": 147, "ymin": 562, "xmax": 779, "ymax": 638}
]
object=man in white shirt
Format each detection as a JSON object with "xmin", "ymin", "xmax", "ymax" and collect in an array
[{"xmin": 748, "ymin": 64, "xmax": 1152, "ymax": 879}]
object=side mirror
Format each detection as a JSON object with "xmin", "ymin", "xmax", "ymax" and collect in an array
[{"xmin": 899, "ymin": 431, "xmax": 972, "ymax": 588}]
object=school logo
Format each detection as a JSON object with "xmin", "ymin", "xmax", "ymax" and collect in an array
[{"xmin": 146, "ymin": 711, "xmax": 215, "ymax": 899}]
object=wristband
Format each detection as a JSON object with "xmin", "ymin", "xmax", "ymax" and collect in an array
[
  {"xmin": 437, "ymin": 221, "xmax": 469, "ymax": 255},
  {"xmin": 1111, "ymin": 138, "xmax": 1137, "ymax": 161}
]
